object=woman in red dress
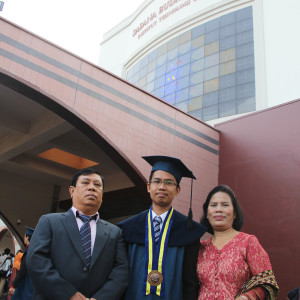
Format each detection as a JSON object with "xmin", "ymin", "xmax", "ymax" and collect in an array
[{"xmin": 197, "ymin": 185, "xmax": 279, "ymax": 300}]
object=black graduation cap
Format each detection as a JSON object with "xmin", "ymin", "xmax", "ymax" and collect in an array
[
  {"xmin": 142, "ymin": 155, "xmax": 196, "ymax": 184},
  {"xmin": 142, "ymin": 155, "xmax": 196, "ymax": 228},
  {"xmin": 25, "ymin": 226, "xmax": 34, "ymax": 236}
]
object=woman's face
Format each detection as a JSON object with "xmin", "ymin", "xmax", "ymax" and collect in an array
[{"xmin": 207, "ymin": 191, "xmax": 236, "ymax": 232}]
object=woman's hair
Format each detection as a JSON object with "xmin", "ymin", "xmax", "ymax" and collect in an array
[{"xmin": 200, "ymin": 184, "xmax": 244, "ymax": 234}]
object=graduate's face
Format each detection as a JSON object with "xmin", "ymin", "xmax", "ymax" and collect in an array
[
  {"xmin": 207, "ymin": 192, "xmax": 236, "ymax": 232},
  {"xmin": 147, "ymin": 170, "xmax": 180, "ymax": 212},
  {"xmin": 69, "ymin": 173, "xmax": 103, "ymax": 215}
]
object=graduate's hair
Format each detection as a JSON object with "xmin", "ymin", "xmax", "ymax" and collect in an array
[
  {"xmin": 200, "ymin": 184, "xmax": 244, "ymax": 234},
  {"xmin": 71, "ymin": 168, "xmax": 104, "ymax": 189}
]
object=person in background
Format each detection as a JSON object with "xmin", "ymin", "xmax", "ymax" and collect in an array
[
  {"xmin": 197, "ymin": 184, "xmax": 279, "ymax": 299},
  {"xmin": 287, "ymin": 286, "xmax": 300, "ymax": 300},
  {"xmin": 9, "ymin": 227, "xmax": 34, "ymax": 300},
  {"xmin": 7, "ymin": 250, "xmax": 23, "ymax": 300},
  {"xmin": 0, "ymin": 248, "xmax": 11, "ymax": 296},
  {"xmin": 118, "ymin": 155, "xmax": 206, "ymax": 300},
  {"xmin": 26, "ymin": 168, "xmax": 129, "ymax": 300}
]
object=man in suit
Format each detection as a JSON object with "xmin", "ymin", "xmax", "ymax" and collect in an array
[{"xmin": 27, "ymin": 168, "xmax": 129, "ymax": 300}]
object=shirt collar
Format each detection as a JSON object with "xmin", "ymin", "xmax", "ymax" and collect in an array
[
  {"xmin": 71, "ymin": 206, "xmax": 99, "ymax": 223},
  {"xmin": 151, "ymin": 209, "xmax": 169, "ymax": 224}
]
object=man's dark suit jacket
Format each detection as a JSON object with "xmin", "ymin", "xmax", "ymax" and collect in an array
[{"xmin": 26, "ymin": 209, "xmax": 129, "ymax": 300}]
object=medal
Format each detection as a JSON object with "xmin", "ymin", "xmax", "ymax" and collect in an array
[
  {"xmin": 143, "ymin": 207, "xmax": 174, "ymax": 296},
  {"xmin": 147, "ymin": 270, "xmax": 163, "ymax": 286}
]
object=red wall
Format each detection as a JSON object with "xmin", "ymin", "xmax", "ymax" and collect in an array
[{"xmin": 216, "ymin": 100, "xmax": 300, "ymax": 299}]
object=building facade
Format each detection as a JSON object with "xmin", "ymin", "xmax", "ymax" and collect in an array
[{"xmin": 98, "ymin": 0, "xmax": 300, "ymax": 123}]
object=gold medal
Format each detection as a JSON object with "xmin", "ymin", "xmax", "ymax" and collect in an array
[{"xmin": 147, "ymin": 270, "xmax": 163, "ymax": 286}]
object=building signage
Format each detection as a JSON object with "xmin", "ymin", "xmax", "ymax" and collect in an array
[{"xmin": 133, "ymin": 0, "xmax": 199, "ymax": 39}]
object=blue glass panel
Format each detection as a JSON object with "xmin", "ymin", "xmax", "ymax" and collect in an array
[
  {"xmin": 192, "ymin": 24, "xmax": 205, "ymax": 38},
  {"xmin": 157, "ymin": 53, "xmax": 167, "ymax": 66},
  {"xmin": 220, "ymin": 23, "xmax": 235, "ymax": 39},
  {"xmin": 236, "ymin": 42, "xmax": 254, "ymax": 58},
  {"xmin": 191, "ymin": 46, "xmax": 204, "ymax": 61},
  {"xmin": 204, "ymin": 53, "xmax": 219, "ymax": 68},
  {"xmin": 203, "ymin": 91, "xmax": 218, "ymax": 107},
  {"xmin": 204, "ymin": 65, "xmax": 219, "ymax": 81},
  {"xmin": 205, "ymin": 19, "xmax": 219, "ymax": 33},
  {"xmin": 148, "ymin": 49, "xmax": 157, "ymax": 62},
  {"xmin": 219, "ymin": 86, "xmax": 236, "ymax": 103},
  {"xmin": 189, "ymin": 108, "xmax": 203, "ymax": 120},
  {"xmin": 236, "ymin": 82, "xmax": 255, "ymax": 99},
  {"xmin": 220, "ymin": 36, "xmax": 235, "ymax": 51},
  {"xmin": 191, "ymin": 58, "xmax": 205, "ymax": 72},
  {"xmin": 237, "ymin": 68, "xmax": 255, "ymax": 85},
  {"xmin": 236, "ymin": 55, "xmax": 254, "ymax": 71},
  {"xmin": 189, "ymin": 83, "xmax": 203, "ymax": 97},
  {"xmin": 236, "ymin": 18, "xmax": 253, "ymax": 33},
  {"xmin": 220, "ymin": 11, "xmax": 235, "ymax": 26},
  {"xmin": 236, "ymin": 6, "xmax": 252, "ymax": 22},
  {"xmin": 219, "ymin": 73, "xmax": 236, "ymax": 89},
  {"xmin": 178, "ymin": 41, "xmax": 192, "ymax": 54},
  {"xmin": 205, "ymin": 30, "xmax": 219, "ymax": 44},
  {"xmin": 203, "ymin": 105, "xmax": 218, "ymax": 121},
  {"xmin": 190, "ymin": 71, "xmax": 204, "ymax": 85},
  {"xmin": 175, "ymin": 87, "xmax": 189, "ymax": 103},
  {"xmin": 236, "ymin": 97, "xmax": 255, "ymax": 113},
  {"xmin": 236, "ymin": 30, "xmax": 253, "ymax": 46},
  {"xmin": 219, "ymin": 100, "xmax": 236, "ymax": 117}
]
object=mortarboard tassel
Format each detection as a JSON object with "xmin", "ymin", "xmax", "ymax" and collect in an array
[{"xmin": 187, "ymin": 178, "xmax": 194, "ymax": 229}]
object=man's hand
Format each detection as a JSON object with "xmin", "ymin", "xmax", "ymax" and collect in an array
[
  {"xmin": 69, "ymin": 292, "xmax": 86, "ymax": 300},
  {"xmin": 8, "ymin": 287, "xmax": 15, "ymax": 295}
]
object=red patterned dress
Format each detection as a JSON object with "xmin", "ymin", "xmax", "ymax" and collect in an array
[{"xmin": 197, "ymin": 232, "xmax": 272, "ymax": 299}]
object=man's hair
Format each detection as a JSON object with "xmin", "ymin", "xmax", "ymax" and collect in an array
[
  {"xmin": 25, "ymin": 234, "xmax": 33, "ymax": 242},
  {"xmin": 3, "ymin": 248, "xmax": 10, "ymax": 255},
  {"xmin": 71, "ymin": 168, "xmax": 104, "ymax": 189},
  {"xmin": 200, "ymin": 184, "xmax": 244, "ymax": 234}
]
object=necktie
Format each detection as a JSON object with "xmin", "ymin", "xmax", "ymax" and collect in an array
[
  {"xmin": 153, "ymin": 216, "xmax": 162, "ymax": 243},
  {"xmin": 77, "ymin": 213, "xmax": 96, "ymax": 270}
]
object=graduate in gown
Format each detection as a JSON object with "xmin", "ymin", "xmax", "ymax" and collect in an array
[{"xmin": 118, "ymin": 156, "xmax": 206, "ymax": 300}]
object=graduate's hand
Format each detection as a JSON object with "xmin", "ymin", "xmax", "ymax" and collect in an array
[{"xmin": 69, "ymin": 292, "xmax": 86, "ymax": 300}]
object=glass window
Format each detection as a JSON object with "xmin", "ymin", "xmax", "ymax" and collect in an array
[
  {"xmin": 126, "ymin": 68, "xmax": 134, "ymax": 80},
  {"xmin": 148, "ymin": 60, "xmax": 156, "ymax": 72},
  {"xmin": 236, "ymin": 18, "xmax": 253, "ymax": 34},
  {"xmin": 190, "ymin": 71, "xmax": 204, "ymax": 85},
  {"xmin": 220, "ymin": 47, "xmax": 236, "ymax": 63},
  {"xmin": 236, "ymin": 97, "xmax": 255, "ymax": 113},
  {"xmin": 157, "ymin": 43, "xmax": 167, "ymax": 56},
  {"xmin": 189, "ymin": 108, "xmax": 203, "ymax": 120},
  {"xmin": 219, "ymin": 86, "xmax": 236, "ymax": 103},
  {"xmin": 176, "ymin": 101, "xmax": 188, "ymax": 112},
  {"xmin": 140, "ymin": 56, "xmax": 148, "ymax": 68},
  {"xmin": 203, "ymin": 105, "xmax": 218, "ymax": 121},
  {"xmin": 145, "ymin": 81, "xmax": 155, "ymax": 92},
  {"xmin": 179, "ymin": 30, "xmax": 192, "ymax": 44},
  {"xmin": 167, "ymin": 48, "xmax": 179, "ymax": 60},
  {"xmin": 220, "ymin": 60, "xmax": 236, "ymax": 76},
  {"xmin": 192, "ymin": 24, "xmax": 205, "ymax": 38},
  {"xmin": 236, "ymin": 30, "xmax": 253, "ymax": 46},
  {"xmin": 236, "ymin": 6, "xmax": 252, "ymax": 22},
  {"xmin": 156, "ymin": 64, "xmax": 166, "ymax": 77},
  {"xmin": 147, "ymin": 71, "xmax": 156, "ymax": 83},
  {"xmin": 157, "ymin": 53, "xmax": 167, "ymax": 66},
  {"xmin": 205, "ymin": 41, "xmax": 219, "ymax": 56},
  {"xmin": 204, "ymin": 53, "xmax": 219, "ymax": 68},
  {"xmin": 153, "ymin": 87, "xmax": 164, "ymax": 98},
  {"xmin": 236, "ymin": 82, "xmax": 255, "ymax": 99},
  {"xmin": 236, "ymin": 55, "xmax": 254, "ymax": 71},
  {"xmin": 133, "ymin": 62, "xmax": 140, "ymax": 75},
  {"xmin": 204, "ymin": 78, "xmax": 219, "ymax": 94},
  {"xmin": 179, "ymin": 75, "xmax": 190, "ymax": 89},
  {"xmin": 164, "ymin": 93, "xmax": 176, "ymax": 104},
  {"xmin": 139, "ymin": 76, "xmax": 147, "ymax": 87},
  {"xmin": 179, "ymin": 64, "xmax": 190, "ymax": 77},
  {"xmin": 189, "ymin": 83, "xmax": 204, "ymax": 97},
  {"xmin": 237, "ymin": 68, "xmax": 255, "ymax": 85},
  {"xmin": 220, "ymin": 35, "xmax": 235, "ymax": 51},
  {"xmin": 204, "ymin": 65, "xmax": 219, "ymax": 82},
  {"xmin": 205, "ymin": 19, "xmax": 219, "ymax": 33},
  {"xmin": 203, "ymin": 91, "xmax": 218, "ymax": 107},
  {"xmin": 205, "ymin": 29, "xmax": 219, "ymax": 45},
  {"xmin": 188, "ymin": 96, "xmax": 203, "ymax": 111},
  {"xmin": 166, "ymin": 58, "xmax": 178, "ymax": 71},
  {"xmin": 178, "ymin": 41, "xmax": 192, "ymax": 54},
  {"xmin": 168, "ymin": 37, "xmax": 180, "ymax": 50},
  {"xmin": 219, "ymin": 100, "xmax": 236, "ymax": 117},
  {"xmin": 191, "ymin": 58, "xmax": 205, "ymax": 73},
  {"xmin": 236, "ymin": 42, "xmax": 254, "ymax": 58},
  {"xmin": 220, "ymin": 11, "xmax": 235, "ymax": 26},
  {"xmin": 191, "ymin": 46, "xmax": 204, "ymax": 61},
  {"xmin": 148, "ymin": 49, "xmax": 157, "ymax": 62},
  {"xmin": 220, "ymin": 23, "xmax": 235, "ymax": 39},
  {"xmin": 139, "ymin": 66, "xmax": 147, "ymax": 77},
  {"xmin": 219, "ymin": 73, "xmax": 236, "ymax": 89},
  {"xmin": 192, "ymin": 35, "xmax": 205, "ymax": 48},
  {"xmin": 154, "ymin": 75, "xmax": 166, "ymax": 89},
  {"xmin": 175, "ymin": 87, "xmax": 189, "ymax": 103},
  {"xmin": 178, "ymin": 52, "xmax": 191, "ymax": 66}
]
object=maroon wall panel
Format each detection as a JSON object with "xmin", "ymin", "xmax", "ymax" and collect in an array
[{"xmin": 216, "ymin": 100, "xmax": 300, "ymax": 299}]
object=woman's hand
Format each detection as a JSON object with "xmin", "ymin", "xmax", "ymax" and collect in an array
[{"xmin": 8, "ymin": 287, "xmax": 15, "ymax": 295}]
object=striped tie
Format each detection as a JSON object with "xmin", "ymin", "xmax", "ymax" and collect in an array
[
  {"xmin": 77, "ymin": 213, "xmax": 96, "ymax": 270},
  {"xmin": 153, "ymin": 216, "xmax": 162, "ymax": 243}
]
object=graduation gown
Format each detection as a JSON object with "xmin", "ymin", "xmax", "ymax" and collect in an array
[{"xmin": 118, "ymin": 209, "xmax": 206, "ymax": 300}]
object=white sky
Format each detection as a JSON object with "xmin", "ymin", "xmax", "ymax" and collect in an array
[{"xmin": 0, "ymin": 0, "xmax": 144, "ymax": 63}]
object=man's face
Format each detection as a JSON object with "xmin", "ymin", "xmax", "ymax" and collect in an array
[
  {"xmin": 147, "ymin": 170, "xmax": 180, "ymax": 211},
  {"xmin": 69, "ymin": 173, "xmax": 103, "ymax": 215}
]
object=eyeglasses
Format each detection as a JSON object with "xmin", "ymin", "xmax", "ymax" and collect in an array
[{"xmin": 149, "ymin": 179, "xmax": 177, "ymax": 187}]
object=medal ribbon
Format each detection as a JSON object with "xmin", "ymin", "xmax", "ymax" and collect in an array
[{"xmin": 144, "ymin": 207, "xmax": 174, "ymax": 296}]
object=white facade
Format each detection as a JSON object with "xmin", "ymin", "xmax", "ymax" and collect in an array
[{"xmin": 98, "ymin": 0, "xmax": 300, "ymax": 121}]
